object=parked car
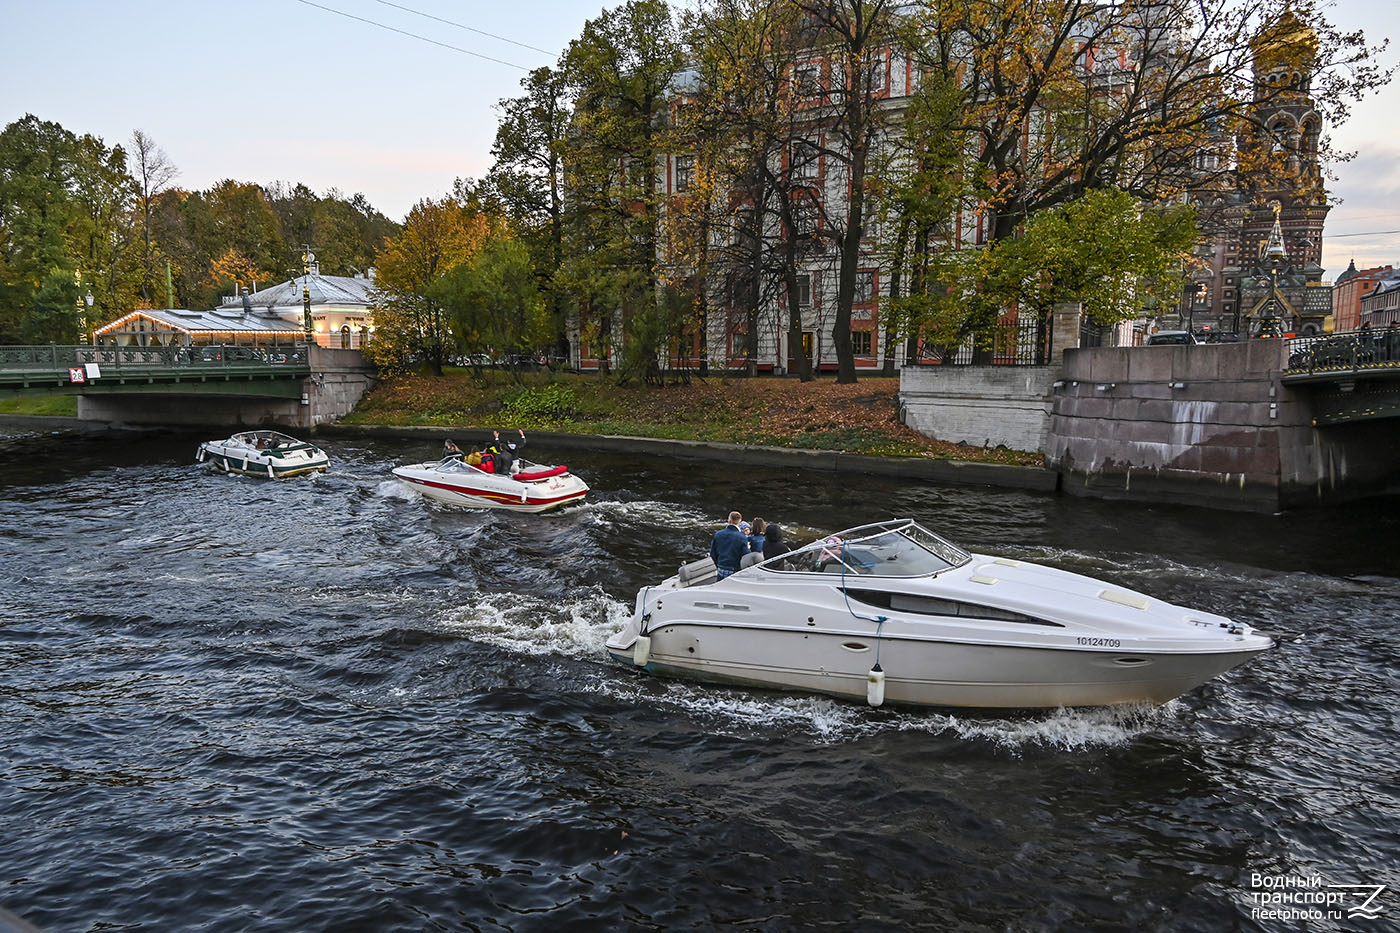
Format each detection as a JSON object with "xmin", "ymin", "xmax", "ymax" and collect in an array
[{"xmin": 1146, "ymin": 330, "xmax": 1197, "ymax": 346}]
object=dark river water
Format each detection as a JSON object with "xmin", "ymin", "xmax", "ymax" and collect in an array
[{"xmin": 1, "ymin": 425, "xmax": 1397, "ymax": 932}]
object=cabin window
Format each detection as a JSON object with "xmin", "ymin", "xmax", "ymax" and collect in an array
[{"xmin": 844, "ymin": 589, "xmax": 1063, "ymax": 626}]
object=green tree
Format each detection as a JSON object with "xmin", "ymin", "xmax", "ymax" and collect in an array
[
  {"xmin": 434, "ymin": 230, "xmax": 549, "ymax": 378},
  {"xmin": 561, "ymin": 0, "xmax": 684, "ymax": 384},
  {"xmin": 942, "ymin": 188, "xmax": 1198, "ymax": 348},
  {"xmin": 490, "ymin": 66, "xmax": 572, "ymax": 362},
  {"xmin": 0, "ymin": 115, "xmax": 140, "ymax": 342}
]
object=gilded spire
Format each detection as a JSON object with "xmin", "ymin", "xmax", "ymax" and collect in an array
[{"xmin": 1262, "ymin": 204, "xmax": 1288, "ymax": 262}]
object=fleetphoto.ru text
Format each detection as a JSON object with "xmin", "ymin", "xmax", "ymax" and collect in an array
[{"xmin": 1247, "ymin": 873, "xmax": 1387, "ymax": 923}]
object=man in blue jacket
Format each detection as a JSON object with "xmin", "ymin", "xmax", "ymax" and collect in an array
[{"xmin": 710, "ymin": 511, "xmax": 748, "ymax": 579}]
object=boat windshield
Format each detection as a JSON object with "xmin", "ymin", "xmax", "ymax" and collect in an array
[
  {"xmin": 765, "ymin": 520, "xmax": 969, "ymax": 577},
  {"xmin": 434, "ymin": 457, "xmax": 479, "ymax": 474}
]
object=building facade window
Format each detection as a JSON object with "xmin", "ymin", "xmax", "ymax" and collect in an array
[
  {"xmin": 793, "ymin": 61, "xmax": 821, "ymax": 101},
  {"xmin": 854, "ymin": 270, "xmax": 876, "ymax": 304},
  {"xmin": 796, "ymin": 273, "xmax": 812, "ymax": 307},
  {"xmin": 851, "ymin": 330, "xmax": 873, "ymax": 355},
  {"xmin": 675, "ymin": 155, "xmax": 695, "ymax": 193},
  {"xmin": 792, "ymin": 139, "xmax": 819, "ymax": 182}
]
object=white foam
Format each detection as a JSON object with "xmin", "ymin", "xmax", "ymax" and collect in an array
[
  {"xmin": 377, "ymin": 479, "xmax": 418, "ymax": 501},
  {"xmin": 587, "ymin": 666, "xmax": 1183, "ymax": 750},
  {"xmin": 438, "ymin": 589, "xmax": 632, "ymax": 658},
  {"xmin": 578, "ymin": 498, "xmax": 709, "ymax": 528}
]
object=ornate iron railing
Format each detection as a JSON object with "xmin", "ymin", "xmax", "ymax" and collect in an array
[
  {"xmin": 912, "ymin": 318, "xmax": 1052, "ymax": 366},
  {"xmin": 0, "ymin": 344, "xmax": 311, "ymax": 387},
  {"xmin": 1285, "ymin": 329, "xmax": 1400, "ymax": 375}
]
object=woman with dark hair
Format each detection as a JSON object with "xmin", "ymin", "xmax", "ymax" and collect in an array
[
  {"xmin": 748, "ymin": 517, "xmax": 767, "ymax": 554},
  {"xmin": 762, "ymin": 522, "xmax": 792, "ymax": 562}
]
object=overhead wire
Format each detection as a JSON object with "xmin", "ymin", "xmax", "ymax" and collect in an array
[
  {"xmin": 370, "ymin": 0, "xmax": 554, "ymax": 54},
  {"xmin": 291, "ymin": 0, "xmax": 530, "ymax": 71},
  {"xmin": 1326, "ymin": 229, "xmax": 1400, "ymax": 238}
]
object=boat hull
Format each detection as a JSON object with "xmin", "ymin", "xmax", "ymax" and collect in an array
[
  {"xmin": 392, "ymin": 462, "xmax": 588, "ymax": 513},
  {"xmin": 607, "ymin": 623, "xmax": 1269, "ymax": 709},
  {"xmin": 197, "ymin": 441, "xmax": 328, "ymax": 478},
  {"xmin": 606, "ymin": 518, "xmax": 1277, "ymax": 711}
]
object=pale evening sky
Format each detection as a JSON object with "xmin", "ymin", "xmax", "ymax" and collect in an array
[{"xmin": 1, "ymin": 0, "xmax": 1397, "ymax": 279}]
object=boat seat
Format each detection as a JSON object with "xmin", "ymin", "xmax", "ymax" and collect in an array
[
  {"xmin": 678, "ymin": 556, "xmax": 717, "ymax": 587},
  {"xmin": 739, "ymin": 552, "xmax": 764, "ymax": 569}
]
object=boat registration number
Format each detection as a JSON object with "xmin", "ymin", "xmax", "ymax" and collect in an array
[{"xmin": 1077, "ymin": 637, "xmax": 1121, "ymax": 648}]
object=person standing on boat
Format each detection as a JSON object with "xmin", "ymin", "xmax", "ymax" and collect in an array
[
  {"xmin": 487, "ymin": 429, "xmax": 525, "ymax": 474},
  {"xmin": 710, "ymin": 511, "xmax": 748, "ymax": 579},
  {"xmin": 443, "ymin": 439, "xmax": 463, "ymax": 458}
]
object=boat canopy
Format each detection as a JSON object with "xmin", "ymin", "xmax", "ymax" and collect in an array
[{"xmin": 765, "ymin": 519, "xmax": 970, "ymax": 578}]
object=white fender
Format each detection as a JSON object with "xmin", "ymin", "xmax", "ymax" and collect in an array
[
  {"xmin": 866, "ymin": 664, "xmax": 886, "ymax": 707},
  {"xmin": 634, "ymin": 635, "xmax": 651, "ymax": 667}
]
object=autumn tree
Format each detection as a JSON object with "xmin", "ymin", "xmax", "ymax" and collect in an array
[
  {"xmin": 912, "ymin": 0, "xmax": 1388, "ymax": 243},
  {"xmin": 368, "ymin": 195, "xmax": 487, "ymax": 376},
  {"xmin": 786, "ymin": 0, "xmax": 903, "ymax": 383},
  {"xmin": 867, "ymin": 71, "xmax": 967, "ymax": 372},
  {"xmin": 686, "ymin": 0, "xmax": 814, "ymax": 378}
]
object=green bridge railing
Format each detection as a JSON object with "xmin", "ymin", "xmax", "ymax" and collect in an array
[{"xmin": 0, "ymin": 344, "xmax": 312, "ymax": 391}]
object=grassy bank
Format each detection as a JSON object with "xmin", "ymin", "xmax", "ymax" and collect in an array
[
  {"xmin": 0, "ymin": 394, "xmax": 79, "ymax": 416},
  {"xmin": 343, "ymin": 370, "xmax": 1042, "ymax": 466}
]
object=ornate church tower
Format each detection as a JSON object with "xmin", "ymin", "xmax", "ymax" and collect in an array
[
  {"xmin": 1185, "ymin": 4, "xmax": 1332, "ymax": 336},
  {"xmin": 1235, "ymin": 4, "xmax": 1332, "ymax": 335}
]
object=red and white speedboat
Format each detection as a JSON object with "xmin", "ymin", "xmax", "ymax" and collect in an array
[{"xmin": 391, "ymin": 456, "xmax": 589, "ymax": 513}]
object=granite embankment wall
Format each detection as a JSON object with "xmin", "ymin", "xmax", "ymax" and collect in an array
[
  {"xmin": 316, "ymin": 424, "xmax": 1059, "ymax": 492},
  {"xmin": 1047, "ymin": 341, "xmax": 1400, "ymax": 511},
  {"xmin": 899, "ymin": 366, "xmax": 1058, "ymax": 452}
]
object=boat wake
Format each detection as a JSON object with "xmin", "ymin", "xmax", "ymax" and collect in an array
[
  {"xmin": 436, "ymin": 588, "xmax": 631, "ymax": 659},
  {"xmin": 595, "ymin": 676, "xmax": 1183, "ymax": 750}
]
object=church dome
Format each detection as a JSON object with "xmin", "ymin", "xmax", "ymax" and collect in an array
[
  {"xmin": 1253, "ymin": 5, "xmax": 1319, "ymax": 71},
  {"xmin": 1335, "ymin": 259, "xmax": 1359, "ymax": 283}
]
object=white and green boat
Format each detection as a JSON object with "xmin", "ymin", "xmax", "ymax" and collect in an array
[{"xmin": 197, "ymin": 430, "xmax": 329, "ymax": 479}]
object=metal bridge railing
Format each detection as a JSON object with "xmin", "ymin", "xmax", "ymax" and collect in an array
[
  {"xmin": 1285, "ymin": 329, "xmax": 1400, "ymax": 375},
  {"xmin": 0, "ymin": 344, "xmax": 309, "ymax": 370},
  {"xmin": 0, "ymin": 344, "xmax": 311, "ymax": 387}
]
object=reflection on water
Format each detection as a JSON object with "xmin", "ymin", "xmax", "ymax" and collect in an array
[{"xmin": 0, "ymin": 426, "xmax": 1396, "ymax": 930}]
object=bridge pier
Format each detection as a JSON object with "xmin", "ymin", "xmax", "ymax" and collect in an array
[{"xmin": 1046, "ymin": 341, "xmax": 1400, "ymax": 511}]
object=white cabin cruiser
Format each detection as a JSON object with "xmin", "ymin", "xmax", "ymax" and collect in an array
[
  {"xmin": 197, "ymin": 430, "xmax": 329, "ymax": 478},
  {"xmin": 606, "ymin": 519, "xmax": 1276, "ymax": 709},
  {"xmin": 392, "ymin": 456, "xmax": 588, "ymax": 513}
]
